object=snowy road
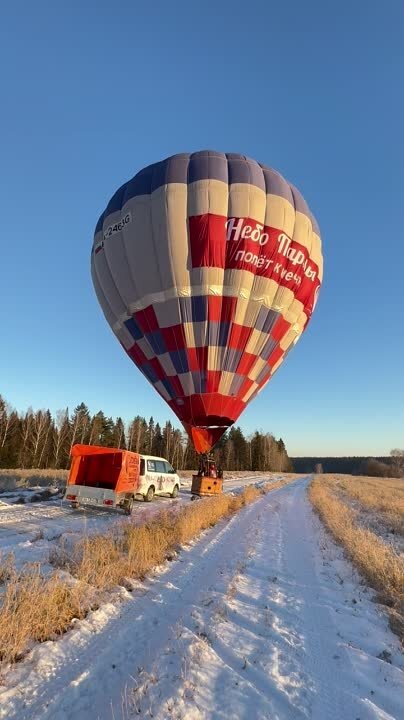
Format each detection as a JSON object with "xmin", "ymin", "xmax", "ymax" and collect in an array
[{"xmin": 1, "ymin": 478, "xmax": 403, "ymax": 719}]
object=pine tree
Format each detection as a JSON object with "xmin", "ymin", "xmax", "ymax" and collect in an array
[
  {"xmin": 250, "ymin": 431, "xmax": 266, "ymax": 471},
  {"xmin": 184, "ymin": 437, "xmax": 199, "ymax": 470},
  {"xmin": 70, "ymin": 403, "xmax": 91, "ymax": 448},
  {"xmin": 152, "ymin": 422, "xmax": 163, "ymax": 457},
  {"xmin": 147, "ymin": 417, "xmax": 155, "ymax": 454},
  {"xmin": 102, "ymin": 416, "xmax": 116, "ymax": 446},
  {"xmin": 162, "ymin": 421, "xmax": 174, "ymax": 462},
  {"xmin": 228, "ymin": 426, "xmax": 248, "ymax": 470},
  {"xmin": 88, "ymin": 411, "xmax": 105, "ymax": 446}
]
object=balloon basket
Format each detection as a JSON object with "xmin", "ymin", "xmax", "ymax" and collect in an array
[{"xmin": 191, "ymin": 474, "xmax": 223, "ymax": 498}]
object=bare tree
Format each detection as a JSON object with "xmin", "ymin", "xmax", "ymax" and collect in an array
[
  {"xmin": 18, "ymin": 409, "xmax": 35, "ymax": 468},
  {"xmin": 30, "ymin": 411, "xmax": 52, "ymax": 467},
  {"xmin": 113, "ymin": 418, "xmax": 126, "ymax": 449},
  {"xmin": 70, "ymin": 403, "xmax": 91, "ymax": 450},
  {"xmin": 127, "ymin": 416, "xmax": 147, "ymax": 453},
  {"xmin": 391, "ymin": 449, "xmax": 404, "ymax": 477},
  {"xmin": 126, "ymin": 420, "xmax": 134, "ymax": 452},
  {"xmin": 53, "ymin": 409, "xmax": 71, "ymax": 467},
  {"xmin": 0, "ymin": 398, "xmax": 16, "ymax": 449},
  {"xmin": 37, "ymin": 411, "xmax": 53, "ymax": 467},
  {"xmin": 170, "ymin": 428, "xmax": 185, "ymax": 469}
]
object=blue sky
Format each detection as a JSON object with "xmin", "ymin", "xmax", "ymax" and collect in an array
[{"xmin": 1, "ymin": 1, "xmax": 403, "ymax": 456}]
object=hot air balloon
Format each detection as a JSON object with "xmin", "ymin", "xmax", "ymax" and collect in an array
[{"xmin": 91, "ymin": 151, "xmax": 322, "ymax": 455}]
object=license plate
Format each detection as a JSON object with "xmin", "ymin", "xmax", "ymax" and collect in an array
[{"xmin": 80, "ymin": 497, "xmax": 98, "ymax": 504}]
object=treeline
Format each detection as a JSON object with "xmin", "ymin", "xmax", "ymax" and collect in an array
[
  {"xmin": 0, "ymin": 395, "xmax": 292, "ymax": 473},
  {"xmin": 293, "ymin": 455, "xmax": 403, "ymax": 477}
]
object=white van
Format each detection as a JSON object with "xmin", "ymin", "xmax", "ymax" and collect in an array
[
  {"xmin": 137, "ymin": 455, "xmax": 181, "ymax": 502},
  {"xmin": 64, "ymin": 445, "xmax": 181, "ymax": 513}
]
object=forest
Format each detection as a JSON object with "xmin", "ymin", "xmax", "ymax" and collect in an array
[
  {"xmin": 0, "ymin": 395, "xmax": 292, "ymax": 473},
  {"xmin": 292, "ymin": 455, "xmax": 402, "ymax": 477}
]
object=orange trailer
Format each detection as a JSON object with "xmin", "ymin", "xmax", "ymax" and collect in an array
[{"xmin": 65, "ymin": 444, "xmax": 141, "ymax": 514}]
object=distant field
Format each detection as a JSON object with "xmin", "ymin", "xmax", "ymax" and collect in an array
[{"xmin": 309, "ymin": 474, "xmax": 404, "ymax": 640}]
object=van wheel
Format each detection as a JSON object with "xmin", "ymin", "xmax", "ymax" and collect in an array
[
  {"xmin": 145, "ymin": 486, "xmax": 155, "ymax": 502},
  {"xmin": 71, "ymin": 502, "xmax": 79, "ymax": 509},
  {"xmin": 171, "ymin": 484, "xmax": 179, "ymax": 499},
  {"xmin": 124, "ymin": 498, "xmax": 134, "ymax": 515}
]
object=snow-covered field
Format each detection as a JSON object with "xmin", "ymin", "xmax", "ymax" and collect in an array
[{"xmin": 1, "ymin": 477, "xmax": 403, "ymax": 719}]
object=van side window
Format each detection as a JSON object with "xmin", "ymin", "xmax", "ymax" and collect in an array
[
  {"xmin": 147, "ymin": 460, "xmax": 156, "ymax": 472},
  {"xmin": 155, "ymin": 460, "xmax": 166, "ymax": 473},
  {"xmin": 140, "ymin": 459, "xmax": 145, "ymax": 475},
  {"xmin": 164, "ymin": 462, "xmax": 174, "ymax": 473}
]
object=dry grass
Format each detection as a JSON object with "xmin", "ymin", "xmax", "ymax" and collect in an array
[
  {"xmin": 0, "ymin": 468, "xmax": 68, "ymax": 492},
  {"xmin": 0, "ymin": 468, "xmax": 68, "ymax": 480},
  {"xmin": 0, "ymin": 566, "xmax": 89, "ymax": 663},
  {"xmin": 175, "ymin": 494, "xmax": 235, "ymax": 544},
  {"xmin": 329, "ymin": 474, "xmax": 404, "ymax": 535},
  {"xmin": 58, "ymin": 517, "xmax": 178, "ymax": 589},
  {"xmin": 0, "ymin": 478, "xmax": 294, "ymax": 666},
  {"xmin": 309, "ymin": 476, "xmax": 404, "ymax": 641},
  {"xmin": 0, "ymin": 553, "xmax": 15, "ymax": 585},
  {"xmin": 55, "ymin": 486, "xmax": 272, "ymax": 585}
]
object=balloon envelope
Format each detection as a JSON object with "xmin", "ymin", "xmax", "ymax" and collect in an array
[{"xmin": 91, "ymin": 151, "xmax": 322, "ymax": 452}]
